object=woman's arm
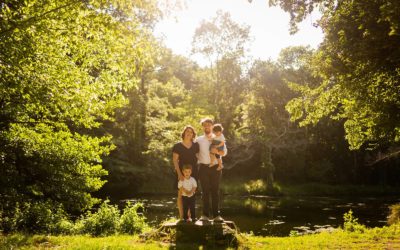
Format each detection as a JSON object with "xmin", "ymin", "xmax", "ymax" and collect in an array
[{"xmin": 173, "ymin": 152, "xmax": 184, "ymax": 180}]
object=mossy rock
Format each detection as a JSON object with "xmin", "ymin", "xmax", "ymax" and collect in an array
[{"xmin": 143, "ymin": 220, "xmax": 239, "ymax": 247}]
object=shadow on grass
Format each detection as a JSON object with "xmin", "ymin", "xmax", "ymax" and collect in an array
[
  {"xmin": 1, "ymin": 234, "xmax": 31, "ymax": 248},
  {"xmin": 170, "ymin": 242, "xmax": 232, "ymax": 250},
  {"xmin": 1, "ymin": 234, "xmax": 57, "ymax": 249}
]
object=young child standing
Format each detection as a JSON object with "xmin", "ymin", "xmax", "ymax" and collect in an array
[
  {"xmin": 209, "ymin": 123, "xmax": 225, "ymax": 171},
  {"xmin": 178, "ymin": 164, "xmax": 197, "ymax": 222}
]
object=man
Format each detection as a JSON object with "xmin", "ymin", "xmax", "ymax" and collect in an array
[{"xmin": 196, "ymin": 118, "xmax": 227, "ymax": 222}]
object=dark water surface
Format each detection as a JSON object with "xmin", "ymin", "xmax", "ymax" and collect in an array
[{"xmin": 124, "ymin": 194, "xmax": 400, "ymax": 236}]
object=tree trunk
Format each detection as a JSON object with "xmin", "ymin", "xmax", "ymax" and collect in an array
[{"xmin": 263, "ymin": 145, "xmax": 275, "ymax": 191}]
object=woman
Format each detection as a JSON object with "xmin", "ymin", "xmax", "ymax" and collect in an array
[{"xmin": 172, "ymin": 125, "xmax": 199, "ymax": 219}]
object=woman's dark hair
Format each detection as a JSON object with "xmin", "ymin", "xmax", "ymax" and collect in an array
[
  {"xmin": 181, "ymin": 125, "xmax": 196, "ymax": 141},
  {"xmin": 213, "ymin": 123, "xmax": 223, "ymax": 133}
]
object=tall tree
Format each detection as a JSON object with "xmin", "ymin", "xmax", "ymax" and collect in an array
[
  {"xmin": 191, "ymin": 10, "xmax": 250, "ymax": 135},
  {"xmin": 191, "ymin": 10, "xmax": 250, "ymax": 62},
  {"xmin": 100, "ymin": 47, "xmax": 213, "ymax": 195},
  {"xmin": 270, "ymin": 0, "xmax": 400, "ymax": 156},
  {"xmin": 0, "ymin": 0, "xmax": 156, "ymax": 215},
  {"xmin": 241, "ymin": 59, "xmax": 303, "ymax": 189},
  {"xmin": 278, "ymin": 46, "xmax": 360, "ymax": 184}
]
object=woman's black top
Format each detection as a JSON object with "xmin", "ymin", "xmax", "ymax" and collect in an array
[{"xmin": 172, "ymin": 142, "xmax": 199, "ymax": 177}]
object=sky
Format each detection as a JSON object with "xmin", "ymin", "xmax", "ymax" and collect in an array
[{"xmin": 154, "ymin": 0, "xmax": 324, "ymax": 66}]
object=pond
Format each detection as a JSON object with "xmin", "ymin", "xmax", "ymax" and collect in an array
[{"xmin": 124, "ymin": 194, "xmax": 400, "ymax": 236}]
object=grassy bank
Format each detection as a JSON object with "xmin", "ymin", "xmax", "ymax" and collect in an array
[
  {"xmin": 0, "ymin": 235, "xmax": 164, "ymax": 250},
  {"xmin": 243, "ymin": 223, "xmax": 400, "ymax": 249},
  {"xmin": 2, "ymin": 223, "xmax": 400, "ymax": 249},
  {"xmin": 220, "ymin": 178, "xmax": 400, "ymax": 196}
]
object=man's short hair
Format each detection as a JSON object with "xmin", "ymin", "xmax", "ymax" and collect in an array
[
  {"xmin": 200, "ymin": 117, "xmax": 214, "ymax": 125},
  {"xmin": 182, "ymin": 164, "xmax": 192, "ymax": 170},
  {"xmin": 213, "ymin": 123, "xmax": 223, "ymax": 133}
]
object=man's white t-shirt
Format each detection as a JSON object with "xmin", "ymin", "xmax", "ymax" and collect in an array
[
  {"xmin": 178, "ymin": 177, "xmax": 197, "ymax": 197},
  {"xmin": 196, "ymin": 134, "xmax": 227, "ymax": 165}
]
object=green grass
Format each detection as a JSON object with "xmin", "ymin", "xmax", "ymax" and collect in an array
[
  {"xmin": 244, "ymin": 223, "xmax": 400, "ymax": 249},
  {"xmin": 2, "ymin": 223, "xmax": 400, "ymax": 249},
  {"xmin": 0, "ymin": 234, "xmax": 167, "ymax": 250}
]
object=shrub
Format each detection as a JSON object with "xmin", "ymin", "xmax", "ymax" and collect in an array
[
  {"xmin": 343, "ymin": 210, "xmax": 366, "ymax": 233},
  {"xmin": 78, "ymin": 200, "xmax": 120, "ymax": 236},
  {"xmin": 244, "ymin": 179, "xmax": 281, "ymax": 195},
  {"xmin": 244, "ymin": 179, "xmax": 267, "ymax": 194},
  {"xmin": 0, "ymin": 201, "xmax": 72, "ymax": 234},
  {"xmin": 388, "ymin": 203, "xmax": 400, "ymax": 225},
  {"xmin": 53, "ymin": 218, "xmax": 75, "ymax": 235},
  {"xmin": 119, "ymin": 202, "xmax": 147, "ymax": 234},
  {"xmin": 0, "ymin": 200, "xmax": 148, "ymax": 236}
]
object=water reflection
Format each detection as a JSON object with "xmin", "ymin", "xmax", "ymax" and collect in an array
[
  {"xmin": 244, "ymin": 198, "xmax": 266, "ymax": 213},
  {"xmin": 124, "ymin": 195, "xmax": 398, "ymax": 237}
]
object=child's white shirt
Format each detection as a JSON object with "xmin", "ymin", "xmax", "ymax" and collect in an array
[
  {"xmin": 178, "ymin": 177, "xmax": 197, "ymax": 197},
  {"xmin": 214, "ymin": 133, "xmax": 225, "ymax": 142}
]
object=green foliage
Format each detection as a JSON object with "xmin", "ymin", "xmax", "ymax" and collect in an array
[
  {"xmin": 306, "ymin": 159, "xmax": 334, "ymax": 182},
  {"xmin": 388, "ymin": 204, "xmax": 400, "ymax": 225},
  {"xmin": 0, "ymin": 0, "xmax": 156, "ymax": 218},
  {"xmin": 191, "ymin": 10, "xmax": 250, "ymax": 61},
  {"xmin": 289, "ymin": 230, "xmax": 300, "ymax": 237},
  {"xmin": 283, "ymin": 0, "xmax": 400, "ymax": 150},
  {"xmin": 0, "ymin": 200, "xmax": 148, "ymax": 236},
  {"xmin": 119, "ymin": 202, "xmax": 147, "ymax": 234},
  {"xmin": 268, "ymin": 0, "xmax": 333, "ymax": 34},
  {"xmin": 241, "ymin": 59, "xmax": 300, "ymax": 187},
  {"xmin": 77, "ymin": 200, "xmax": 120, "ymax": 236},
  {"xmin": 75, "ymin": 200, "xmax": 148, "ymax": 236},
  {"xmin": 244, "ymin": 179, "xmax": 267, "ymax": 194},
  {"xmin": 0, "ymin": 201, "xmax": 71, "ymax": 234},
  {"xmin": 191, "ymin": 11, "xmax": 250, "ymax": 136},
  {"xmin": 2, "ymin": 0, "xmax": 399, "ymax": 229},
  {"xmin": 98, "ymin": 46, "xmax": 215, "ymax": 196},
  {"xmin": 2, "ymin": 223, "xmax": 400, "ymax": 249},
  {"xmin": 343, "ymin": 210, "xmax": 366, "ymax": 233}
]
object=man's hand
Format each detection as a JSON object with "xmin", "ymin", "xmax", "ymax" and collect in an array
[
  {"xmin": 210, "ymin": 148, "xmax": 219, "ymax": 154},
  {"xmin": 211, "ymin": 148, "xmax": 224, "ymax": 156}
]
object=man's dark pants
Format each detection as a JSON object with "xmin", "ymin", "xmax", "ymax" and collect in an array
[{"xmin": 198, "ymin": 163, "xmax": 221, "ymax": 218}]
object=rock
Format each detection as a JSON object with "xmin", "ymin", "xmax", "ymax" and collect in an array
[{"xmin": 143, "ymin": 220, "xmax": 239, "ymax": 247}]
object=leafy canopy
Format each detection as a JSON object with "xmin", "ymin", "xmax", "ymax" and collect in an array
[{"xmin": 0, "ymin": 0, "xmax": 156, "ymax": 213}]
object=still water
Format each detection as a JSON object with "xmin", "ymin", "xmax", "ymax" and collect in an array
[{"xmin": 125, "ymin": 195, "xmax": 400, "ymax": 236}]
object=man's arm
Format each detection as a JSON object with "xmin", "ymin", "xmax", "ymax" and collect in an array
[
  {"xmin": 210, "ymin": 143, "xmax": 227, "ymax": 156},
  {"xmin": 217, "ymin": 140, "xmax": 225, "ymax": 147}
]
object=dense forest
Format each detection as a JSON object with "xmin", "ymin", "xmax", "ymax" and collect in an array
[{"xmin": 1, "ymin": 0, "xmax": 399, "ymax": 233}]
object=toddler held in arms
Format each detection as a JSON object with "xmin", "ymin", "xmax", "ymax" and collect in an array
[{"xmin": 209, "ymin": 123, "xmax": 225, "ymax": 170}]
